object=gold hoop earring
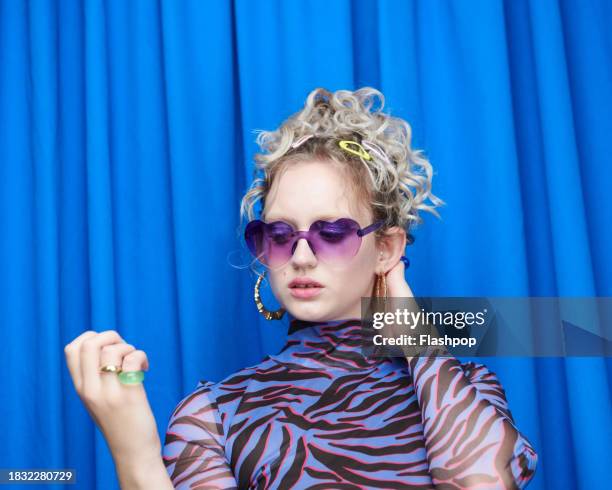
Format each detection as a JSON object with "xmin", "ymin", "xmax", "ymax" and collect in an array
[{"xmin": 254, "ymin": 271, "xmax": 286, "ymax": 320}]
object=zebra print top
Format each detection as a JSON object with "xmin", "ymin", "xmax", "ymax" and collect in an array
[{"xmin": 163, "ymin": 318, "xmax": 538, "ymax": 489}]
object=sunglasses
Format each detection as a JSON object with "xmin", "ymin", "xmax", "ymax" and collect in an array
[{"xmin": 244, "ymin": 217, "xmax": 384, "ymax": 269}]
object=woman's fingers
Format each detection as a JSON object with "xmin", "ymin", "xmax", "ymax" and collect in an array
[
  {"xmin": 64, "ymin": 330, "xmax": 98, "ymax": 392},
  {"xmin": 99, "ymin": 342, "xmax": 136, "ymax": 370},
  {"xmin": 99, "ymin": 343, "xmax": 137, "ymax": 391},
  {"xmin": 110, "ymin": 350, "xmax": 151, "ymax": 405},
  {"xmin": 122, "ymin": 349, "xmax": 149, "ymax": 373},
  {"xmin": 385, "ymin": 258, "xmax": 412, "ymax": 298},
  {"xmin": 80, "ymin": 330, "xmax": 125, "ymax": 395}
]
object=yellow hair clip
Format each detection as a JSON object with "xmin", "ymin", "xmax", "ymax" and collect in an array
[{"xmin": 338, "ymin": 140, "xmax": 372, "ymax": 161}]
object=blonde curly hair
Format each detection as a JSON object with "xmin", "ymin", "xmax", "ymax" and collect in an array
[{"xmin": 239, "ymin": 87, "xmax": 444, "ymax": 246}]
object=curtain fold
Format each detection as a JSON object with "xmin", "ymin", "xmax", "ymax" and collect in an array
[{"xmin": 1, "ymin": 1, "xmax": 610, "ymax": 489}]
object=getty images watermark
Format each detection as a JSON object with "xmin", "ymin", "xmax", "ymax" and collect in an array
[
  {"xmin": 371, "ymin": 307, "xmax": 486, "ymax": 349},
  {"xmin": 360, "ymin": 297, "xmax": 612, "ymax": 358}
]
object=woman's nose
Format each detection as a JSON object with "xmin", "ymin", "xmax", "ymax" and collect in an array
[{"xmin": 291, "ymin": 237, "xmax": 317, "ymax": 264}]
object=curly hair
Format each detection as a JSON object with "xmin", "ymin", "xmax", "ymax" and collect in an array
[{"xmin": 239, "ymin": 87, "xmax": 444, "ymax": 246}]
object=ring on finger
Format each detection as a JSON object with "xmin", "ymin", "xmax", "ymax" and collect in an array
[
  {"xmin": 100, "ymin": 364, "xmax": 123, "ymax": 374},
  {"xmin": 118, "ymin": 370, "xmax": 145, "ymax": 385}
]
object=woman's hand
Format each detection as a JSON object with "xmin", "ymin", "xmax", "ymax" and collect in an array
[
  {"xmin": 384, "ymin": 257, "xmax": 414, "ymax": 298},
  {"xmin": 64, "ymin": 331, "xmax": 162, "ymax": 470},
  {"xmin": 383, "ymin": 257, "xmax": 449, "ymax": 363},
  {"xmin": 379, "ymin": 257, "xmax": 433, "ymax": 362}
]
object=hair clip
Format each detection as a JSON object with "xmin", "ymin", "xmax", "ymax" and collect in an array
[
  {"xmin": 361, "ymin": 140, "xmax": 390, "ymax": 165},
  {"xmin": 291, "ymin": 134, "xmax": 315, "ymax": 149},
  {"xmin": 338, "ymin": 140, "xmax": 372, "ymax": 161}
]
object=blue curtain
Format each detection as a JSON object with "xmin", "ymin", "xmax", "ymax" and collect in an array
[{"xmin": 1, "ymin": 1, "xmax": 610, "ymax": 489}]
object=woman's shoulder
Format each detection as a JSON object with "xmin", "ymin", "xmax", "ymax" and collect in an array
[
  {"xmin": 169, "ymin": 357, "xmax": 270, "ymax": 424},
  {"xmin": 206, "ymin": 353, "xmax": 275, "ymax": 385},
  {"xmin": 409, "ymin": 356, "xmax": 501, "ymax": 381},
  {"xmin": 195, "ymin": 359, "xmax": 264, "ymax": 392},
  {"xmin": 457, "ymin": 360, "xmax": 503, "ymax": 384},
  {"xmin": 184, "ymin": 355, "xmax": 274, "ymax": 404}
]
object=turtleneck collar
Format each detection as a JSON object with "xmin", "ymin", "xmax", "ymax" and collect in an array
[{"xmin": 268, "ymin": 316, "xmax": 385, "ymax": 372}]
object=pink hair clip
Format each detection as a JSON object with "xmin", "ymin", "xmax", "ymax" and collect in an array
[
  {"xmin": 361, "ymin": 140, "xmax": 390, "ymax": 164},
  {"xmin": 291, "ymin": 134, "xmax": 315, "ymax": 149}
]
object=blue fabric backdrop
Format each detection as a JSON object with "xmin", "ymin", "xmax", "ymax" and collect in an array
[{"xmin": 0, "ymin": 0, "xmax": 610, "ymax": 489}]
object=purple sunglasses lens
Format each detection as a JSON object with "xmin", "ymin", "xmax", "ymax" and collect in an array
[
  {"xmin": 262, "ymin": 221, "xmax": 296, "ymax": 266},
  {"xmin": 244, "ymin": 220, "xmax": 270, "ymax": 263},
  {"xmin": 306, "ymin": 219, "xmax": 361, "ymax": 262}
]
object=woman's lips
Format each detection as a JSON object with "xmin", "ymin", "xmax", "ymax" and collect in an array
[{"xmin": 289, "ymin": 286, "xmax": 324, "ymax": 299}]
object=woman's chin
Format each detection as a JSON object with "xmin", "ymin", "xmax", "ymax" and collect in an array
[{"xmin": 286, "ymin": 300, "xmax": 326, "ymax": 318}]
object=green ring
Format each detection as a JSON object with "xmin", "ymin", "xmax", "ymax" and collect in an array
[{"xmin": 118, "ymin": 370, "xmax": 145, "ymax": 385}]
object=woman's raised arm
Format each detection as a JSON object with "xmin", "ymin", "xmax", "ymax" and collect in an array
[
  {"xmin": 383, "ymin": 258, "xmax": 538, "ymax": 488},
  {"xmin": 407, "ymin": 355, "xmax": 538, "ymax": 489}
]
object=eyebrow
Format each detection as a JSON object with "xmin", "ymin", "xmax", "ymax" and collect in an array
[{"xmin": 262, "ymin": 214, "xmax": 343, "ymax": 226}]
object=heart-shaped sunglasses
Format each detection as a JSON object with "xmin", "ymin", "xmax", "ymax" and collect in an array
[{"xmin": 244, "ymin": 218, "xmax": 385, "ymax": 269}]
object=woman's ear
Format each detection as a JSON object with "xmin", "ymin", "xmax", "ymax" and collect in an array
[{"xmin": 377, "ymin": 227, "xmax": 407, "ymax": 273}]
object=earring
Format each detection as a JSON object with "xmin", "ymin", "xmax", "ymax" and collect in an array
[
  {"xmin": 374, "ymin": 272, "xmax": 387, "ymax": 298},
  {"xmin": 254, "ymin": 271, "xmax": 286, "ymax": 320},
  {"xmin": 375, "ymin": 251, "xmax": 387, "ymax": 299}
]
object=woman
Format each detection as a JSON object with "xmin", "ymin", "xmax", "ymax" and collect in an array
[{"xmin": 65, "ymin": 87, "xmax": 538, "ymax": 489}]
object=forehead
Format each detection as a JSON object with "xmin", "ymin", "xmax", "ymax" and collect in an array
[{"xmin": 263, "ymin": 160, "xmax": 369, "ymax": 225}]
